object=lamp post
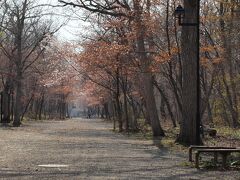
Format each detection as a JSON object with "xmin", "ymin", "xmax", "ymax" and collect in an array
[{"xmin": 174, "ymin": 3, "xmax": 201, "ymax": 145}]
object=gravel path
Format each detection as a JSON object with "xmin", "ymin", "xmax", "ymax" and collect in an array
[{"xmin": 0, "ymin": 118, "xmax": 239, "ymax": 179}]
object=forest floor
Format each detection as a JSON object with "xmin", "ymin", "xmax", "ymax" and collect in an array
[{"xmin": 0, "ymin": 118, "xmax": 239, "ymax": 180}]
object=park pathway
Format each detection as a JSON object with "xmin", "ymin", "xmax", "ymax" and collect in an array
[{"xmin": 0, "ymin": 118, "xmax": 239, "ymax": 179}]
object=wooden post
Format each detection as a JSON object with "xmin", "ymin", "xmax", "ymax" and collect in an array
[
  {"xmin": 195, "ymin": 152, "xmax": 200, "ymax": 168},
  {"xmin": 189, "ymin": 147, "xmax": 193, "ymax": 162}
]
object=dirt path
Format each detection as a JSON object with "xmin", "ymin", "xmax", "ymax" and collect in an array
[{"xmin": 0, "ymin": 118, "xmax": 239, "ymax": 179}]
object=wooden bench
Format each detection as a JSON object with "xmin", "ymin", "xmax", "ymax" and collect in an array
[
  {"xmin": 189, "ymin": 146, "xmax": 236, "ymax": 162},
  {"xmin": 195, "ymin": 148, "xmax": 240, "ymax": 168}
]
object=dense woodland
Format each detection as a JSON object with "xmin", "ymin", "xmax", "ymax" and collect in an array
[{"xmin": 0, "ymin": 0, "xmax": 239, "ymax": 145}]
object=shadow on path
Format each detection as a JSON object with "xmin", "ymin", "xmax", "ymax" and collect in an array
[{"xmin": 0, "ymin": 118, "xmax": 239, "ymax": 179}]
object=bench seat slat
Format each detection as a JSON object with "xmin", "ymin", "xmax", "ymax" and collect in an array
[
  {"xmin": 190, "ymin": 146, "xmax": 237, "ymax": 149},
  {"xmin": 196, "ymin": 149, "xmax": 240, "ymax": 152}
]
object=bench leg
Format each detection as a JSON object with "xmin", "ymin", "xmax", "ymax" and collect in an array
[
  {"xmin": 213, "ymin": 152, "xmax": 218, "ymax": 165},
  {"xmin": 195, "ymin": 152, "xmax": 200, "ymax": 168},
  {"xmin": 189, "ymin": 147, "xmax": 193, "ymax": 162},
  {"xmin": 222, "ymin": 153, "xmax": 228, "ymax": 168}
]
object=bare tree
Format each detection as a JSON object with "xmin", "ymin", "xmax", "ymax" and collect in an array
[{"xmin": 0, "ymin": 0, "xmax": 58, "ymax": 126}]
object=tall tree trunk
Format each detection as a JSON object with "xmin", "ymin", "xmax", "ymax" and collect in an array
[
  {"xmin": 141, "ymin": 102, "xmax": 151, "ymax": 125},
  {"xmin": 122, "ymin": 77, "xmax": 129, "ymax": 131},
  {"xmin": 1, "ymin": 82, "xmax": 11, "ymax": 124},
  {"xmin": 129, "ymin": 96, "xmax": 138, "ymax": 131},
  {"xmin": 11, "ymin": 92, "xmax": 14, "ymax": 122},
  {"xmin": 112, "ymin": 102, "xmax": 117, "ymax": 130},
  {"xmin": 103, "ymin": 103, "xmax": 110, "ymax": 120},
  {"xmin": 207, "ymin": 102, "xmax": 214, "ymax": 126},
  {"xmin": 133, "ymin": 0, "xmax": 164, "ymax": 137},
  {"xmin": 219, "ymin": 2, "xmax": 239, "ymax": 128},
  {"xmin": 141, "ymin": 74, "xmax": 165, "ymax": 136},
  {"xmin": 116, "ymin": 69, "xmax": 123, "ymax": 132},
  {"xmin": 176, "ymin": 0, "xmax": 202, "ymax": 145},
  {"xmin": 21, "ymin": 92, "xmax": 34, "ymax": 122},
  {"xmin": 13, "ymin": 72, "xmax": 23, "ymax": 127},
  {"xmin": 12, "ymin": 0, "xmax": 26, "ymax": 126},
  {"xmin": 39, "ymin": 92, "xmax": 45, "ymax": 120},
  {"xmin": 153, "ymin": 80, "xmax": 177, "ymax": 128}
]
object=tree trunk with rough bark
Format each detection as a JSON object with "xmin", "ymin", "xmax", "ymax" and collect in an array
[
  {"xmin": 1, "ymin": 82, "xmax": 11, "ymax": 124},
  {"xmin": 133, "ymin": 0, "xmax": 164, "ymax": 137},
  {"xmin": 176, "ymin": 0, "xmax": 202, "ymax": 145},
  {"xmin": 115, "ymin": 70, "xmax": 123, "ymax": 132},
  {"xmin": 13, "ymin": 71, "xmax": 23, "ymax": 127}
]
